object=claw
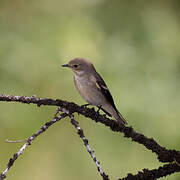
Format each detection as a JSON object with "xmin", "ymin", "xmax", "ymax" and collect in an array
[
  {"xmin": 97, "ymin": 105, "xmax": 102, "ymax": 113},
  {"xmin": 81, "ymin": 103, "xmax": 90, "ymax": 108}
]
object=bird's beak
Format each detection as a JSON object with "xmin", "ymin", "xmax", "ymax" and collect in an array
[{"xmin": 62, "ymin": 64, "xmax": 69, "ymax": 68}]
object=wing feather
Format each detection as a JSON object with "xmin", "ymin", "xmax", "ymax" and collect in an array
[{"xmin": 93, "ymin": 68, "xmax": 117, "ymax": 111}]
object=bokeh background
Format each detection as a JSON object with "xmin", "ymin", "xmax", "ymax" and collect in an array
[{"xmin": 0, "ymin": 0, "xmax": 180, "ymax": 179}]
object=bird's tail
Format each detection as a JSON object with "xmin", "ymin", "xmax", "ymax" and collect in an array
[
  {"xmin": 116, "ymin": 110, "xmax": 127, "ymax": 125},
  {"xmin": 102, "ymin": 104, "xmax": 127, "ymax": 125}
]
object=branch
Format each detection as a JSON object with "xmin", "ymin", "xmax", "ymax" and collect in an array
[
  {"xmin": 0, "ymin": 105, "xmax": 109, "ymax": 180},
  {"xmin": 0, "ymin": 112, "xmax": 67, "ymax": 180},
  {"xmin": 0, "ymin": 94, "xmax": 179, "ymax": 164},
  {"xmin": 0, "ymin": 94, "xmax": 180, "ymax": 180},
  {"xmin": 69, "ymin": 113, "xmax": 109, "ymax": 180},
  {"xmin": 119, "ymin": 163, "xmax": 180, "ymax": 180}
]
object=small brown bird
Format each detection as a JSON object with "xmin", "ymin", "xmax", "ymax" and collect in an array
[{"xmin": 62, "ymin": 58, "xmax": 127, "ymax": 125}]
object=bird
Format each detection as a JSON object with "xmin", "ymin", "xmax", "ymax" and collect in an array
[{"xmin": 62, "ymin": 57, "xmax": 127, "ymax": 125}]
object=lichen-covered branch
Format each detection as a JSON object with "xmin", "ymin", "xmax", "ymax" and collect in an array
[
  {"xmin": 0, "ymin": 112, "xmax": 67, "ymax": 180},
  {"xmin": 69, "ymin": 114, "xmax": 109, "ymax": 180},
  {"xmin": 0, "ymin": 94, "xmax": 179, "ymax": 164},
  {"xmin": 0, "ymin": 94, "xmax": 180, "ymax": 180},
  {"xmin": 119, "ymin": 163, "xmax": 180, "ymax": 180}
]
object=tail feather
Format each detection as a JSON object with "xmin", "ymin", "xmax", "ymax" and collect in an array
[
  {"xmin": 101, "ymin": 104, "xmax": 127, "ymax": 125},
  {"xmin": 112, "ymin": 105, "xmax": 127, "ymax": 125},
  {"xmin": 116, "ymin": 111, "xmax": 127, "ymax": 125}
]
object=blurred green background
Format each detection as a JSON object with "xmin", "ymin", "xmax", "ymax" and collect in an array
[{"xmin": 0, "ymin": 0, "xmax": 180, "ymax": 179}]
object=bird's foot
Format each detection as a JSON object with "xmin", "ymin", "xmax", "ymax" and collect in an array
[
  {"xmin": 97, "ymin": 105, "xmax": 102, "ymax": 113},
  {"xmin": 81, "ymin": 103, "xmax": 90, "ymax": 108},
  {"xmin": 94, "ymin": 105, "xmax": 102, "ymax": 120}
]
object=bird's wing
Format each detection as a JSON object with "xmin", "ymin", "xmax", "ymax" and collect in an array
[
  {"xmin": 91, "ymin": 67, "xmax": 127, "ymax": 124},
  {"xmin": 92, "ymin": 69, "xmax": 117, "ymax": 111}
]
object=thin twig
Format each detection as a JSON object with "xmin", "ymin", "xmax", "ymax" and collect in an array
[
  {"xmin": 69, "ymin": 114, "xmax": 109, "ymax": 180},
  {"xmin": 6, "ymin": 139, "xmax": 27, "ymax": 143},
  {"xmin": 54, "ymin": 107, "xmax": 109, "ymax": 179},
  {"xmin": 0, "ymin": 113, "xmax": 67, "ymax": 180}
]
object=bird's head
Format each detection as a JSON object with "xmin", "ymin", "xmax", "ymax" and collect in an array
[{"xmin": 62, "ymin": 58, "xmax": 93, "ymax": 76}]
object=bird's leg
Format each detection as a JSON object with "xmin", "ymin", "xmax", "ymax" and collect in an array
[
  {"xmin": 81, "ymin": 103, "xmax": 90, "ymax": 108},
  {"xmin": 97, "ymin": 105, "xmax": 102, "ymax": 113},
  {"xmin": 94, "ymin": 105, "xmax": 102, "ymax": 119}
]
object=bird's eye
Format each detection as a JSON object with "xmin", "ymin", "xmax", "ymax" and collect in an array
[{"xmin": 73, "ymin": 64, "xmax": 78, "ymax": 68}]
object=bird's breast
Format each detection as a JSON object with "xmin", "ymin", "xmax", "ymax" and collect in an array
[
  {"xmin": 74, "ymin": 75, "xmax": 105, "ymax": 105},
  {"xmin": 74, "ymin": 75, "xmax": 93, "ymax": 94}
]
